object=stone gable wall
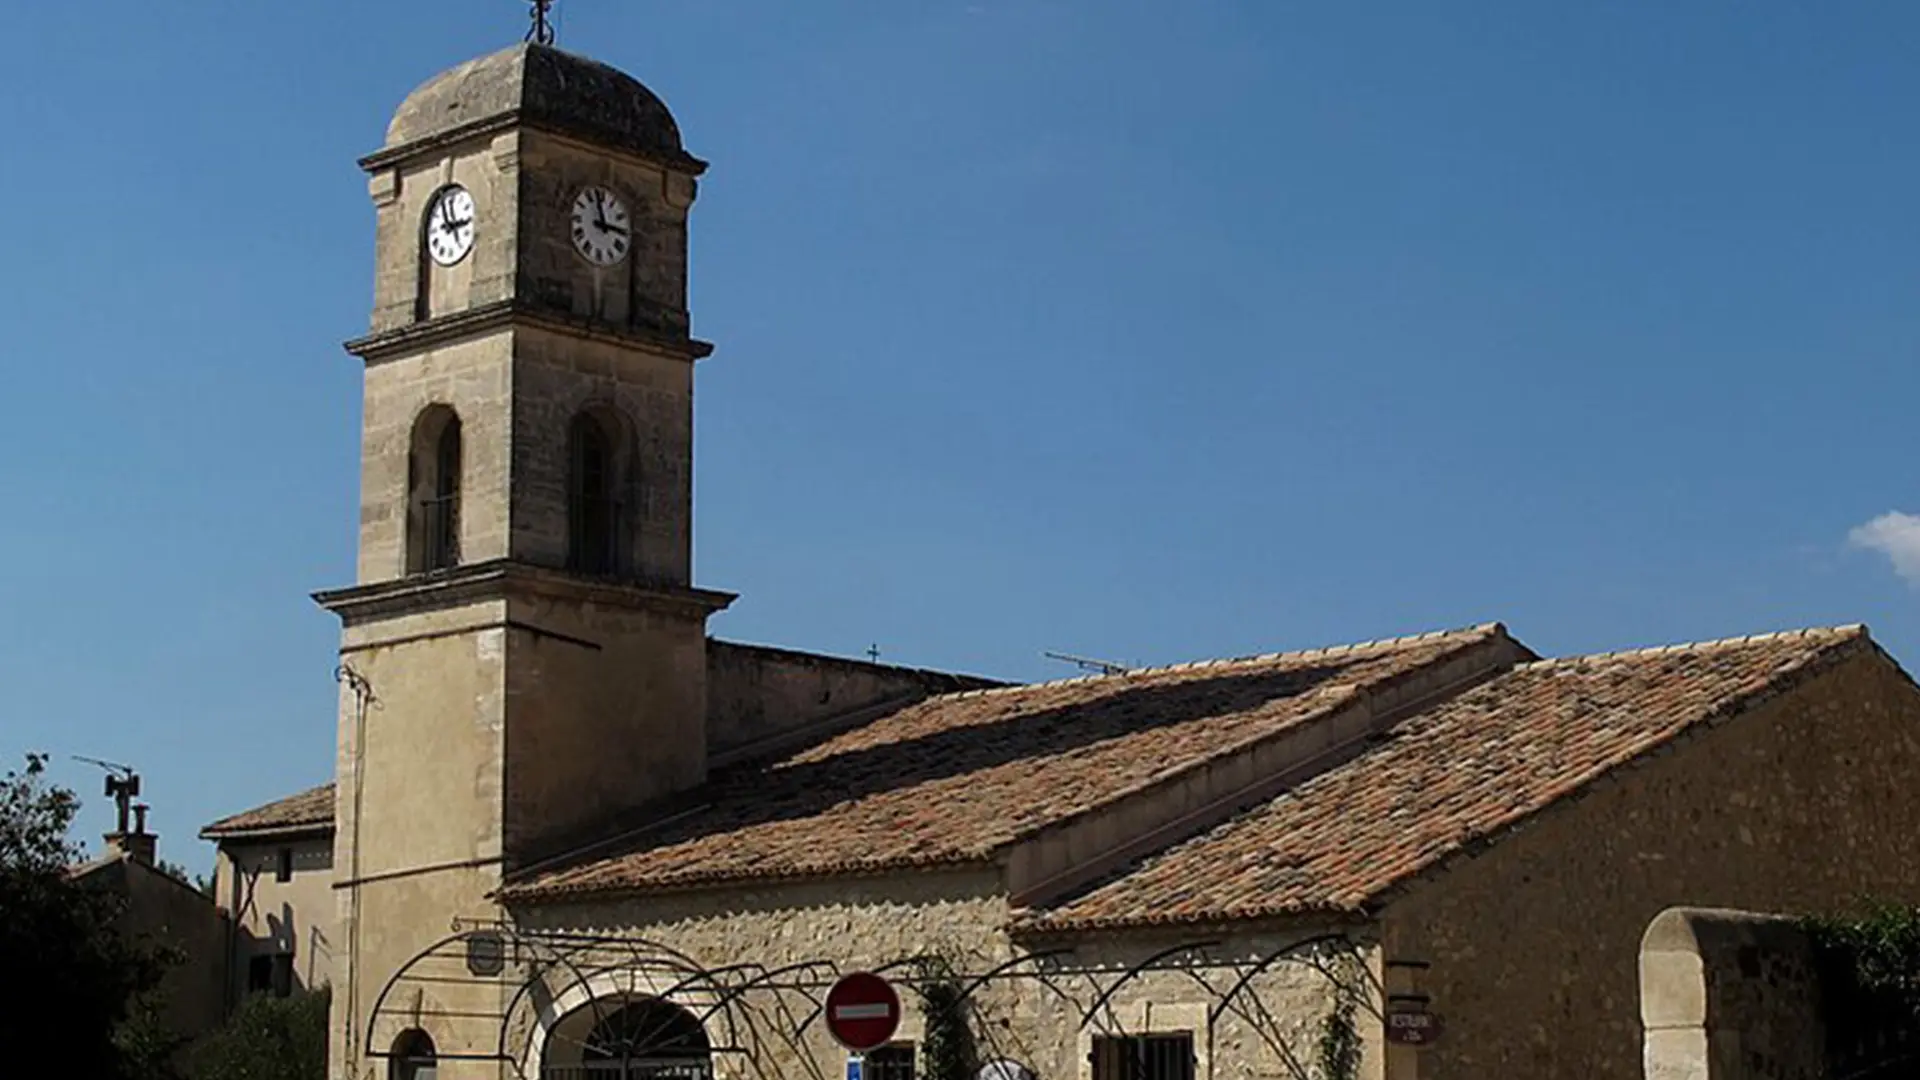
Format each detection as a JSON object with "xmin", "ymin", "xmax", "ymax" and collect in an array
[
  {"xmin": 705, "ymin": 641, "xmax": 992, "ymax": 758},
  {"xmin": 1380, "ymin": 651, "xmax": 1920, "ymax": 1080}
]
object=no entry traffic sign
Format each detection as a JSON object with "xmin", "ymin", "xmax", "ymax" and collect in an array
[{"xmin": 825, "ymin": 972, "xmax": 902, "ymax": 1052}]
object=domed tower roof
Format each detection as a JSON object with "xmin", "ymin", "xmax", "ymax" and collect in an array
[{"xmin": 378, "ymin": 43, "xmax": 704, "ymax": 172}]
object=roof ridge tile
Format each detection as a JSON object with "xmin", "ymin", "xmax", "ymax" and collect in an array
[
  {"xmin": 1514, "ymin": 625, "xmax": 1866, "ymax": 671},
  {"xmin": 927, "ymin": 623, "xmax": 1507, "ymax": 703}
]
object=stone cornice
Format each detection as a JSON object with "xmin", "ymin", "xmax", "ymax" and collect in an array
[
  {"xmin": 358, "ymin": 111, "xmax": 709, "ymax": 176},
  {"xmin": 343, "ymin": 299, "xmax": 715, "ymax": 365},
  {"xmin": 313, "ymin": 559, "xmax": 736, "ymax": 626}
]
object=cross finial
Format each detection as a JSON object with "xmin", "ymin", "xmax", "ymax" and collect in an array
[{"xmin": 527, "ymin": 0, "xmax": 556, "ymax": 46}]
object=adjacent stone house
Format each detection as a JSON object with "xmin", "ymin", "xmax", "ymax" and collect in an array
[
  {"xmin": 197, "ymin": 31, "xmax": 1920, "ymax": 1080},
  {"xmin": 72, "ymin": 821, "xmax": 226, "ymax": 1048},
  {"xmin": 201, "ymin": 782, "xmax": 338, "ymax": 1004}
]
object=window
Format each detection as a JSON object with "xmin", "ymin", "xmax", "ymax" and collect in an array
[
  {"xmin": 406, "ymin": 406, "xmax": 462, "ymax": 574},
  {"xmin": 275, "ymin": 847, "xmax": 294, "ymax": 883},
  {"xmin": 1091, "ymin": 1034, "xmax": 1194, "ymax": 1080},
  {"xmin": 567, "ymin": 410, "xmax": 622, "ymax": 575},
  {"xmin": 390, "ymin": 1029, "xmax": 437, "ymax": 1080},
  {"xmin": 867, "ymin": 1043, "xmax": 916, "ymax": 1080},
  {"xmin": 247, "ymin": 955, "xmax": 273, "ymax": 994},
  {"xmin": 247, "ymin": 953, "xmax": 294, "ymax": 998}
]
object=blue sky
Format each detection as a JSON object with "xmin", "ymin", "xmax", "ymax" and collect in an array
[{"xmin": 4, "ymin": 2, "xmax": 1918, "ymax": 872}]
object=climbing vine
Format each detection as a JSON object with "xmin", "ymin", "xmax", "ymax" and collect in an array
[
  {"xmin": 1798, "ymin": 900, "xmax": 1920, "ymax": 1079},
  {"xmin": 1314, "ymin": 954, "xmax": 1362, "ymax": 1080},
  {"xmin": 911, "ymin": 954, "xmax": 978, "ymax": 1080}
]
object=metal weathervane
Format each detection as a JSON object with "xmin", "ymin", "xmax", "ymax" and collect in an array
[{"xmin": 527, "ymin": 0, "xmax": 557, "ymax": 45}]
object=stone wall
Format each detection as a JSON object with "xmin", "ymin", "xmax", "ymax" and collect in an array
[
  {"xmin": 511, "ymin": 872, "xmax": 1372, "ymax": 1080},
  {"xmin": 112, "ymin": 858, "xmax": 229, "ymax": 1043},
  {"xmin": 509, "ymin": 326, "xmax": 694, "ymax": 583},
  {"xmin": 705, "ymin": 640, "xmax": 996, "ymax": 759},
  {"xmin": 1639, "ymin": 907, "xmax": 1824, "ymax": 1080},
  {"xmin": 1379, "ymin": 649, "xmax": 1920, "ymax": 1080},
  {"xmin": 214, "ymin": 833, "xmax": 338, "ymax": 1001}
]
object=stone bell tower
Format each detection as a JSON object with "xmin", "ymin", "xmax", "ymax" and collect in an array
[{"xmin": 315, "ymin": 36, "xmax": 734, "ymax": 1078}]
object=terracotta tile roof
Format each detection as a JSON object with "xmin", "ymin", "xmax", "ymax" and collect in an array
[
  {"xmin": 504, "ymin": 625, "xmax": 1512, "ymax": 900},
  {"xmin": 1016, "ymin": 626, "xmax": 1872, "ymax": 932},
  {"xmin": 200, "ymin": 782, "xmax": 336, "ymax": 838}
]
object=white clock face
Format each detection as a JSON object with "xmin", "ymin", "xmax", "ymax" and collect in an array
[
  {"xmin": 425, "ymin": 185, "xmax": 476, "ymax": 267},
  {"xmin": 571, "ymin": 186, "xmax": 632, "ymax": 267}
]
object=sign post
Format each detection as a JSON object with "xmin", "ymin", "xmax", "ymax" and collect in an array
[{"xmin": 826, "ymin": 972, "xmax": 903, "ymax": 1054}]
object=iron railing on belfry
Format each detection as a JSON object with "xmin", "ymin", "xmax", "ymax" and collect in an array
[
  {"xmin": 568, "ymin": 495, "xmax": 622, "ymax": 576},
  {"xmin": 419, "ymin": 493, "xmax": 459, "ymax": 570}
]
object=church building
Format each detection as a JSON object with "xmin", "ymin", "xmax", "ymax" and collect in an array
[{"xmin": 200, "ymin": 29, "xmax": 1920, "ymax": 1080}]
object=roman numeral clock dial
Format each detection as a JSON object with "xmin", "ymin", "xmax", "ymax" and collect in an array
[{"xmin": 571, "ymin": 186, "xmax": 632, "ymax": 267}]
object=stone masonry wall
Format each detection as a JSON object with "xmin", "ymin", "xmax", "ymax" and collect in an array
[
  {"xmin": 1639, "ymin": 907, "xmax": 1825, "ymax": 1080},
  {"xmin": 1380, "ymin": 650, "xmax": 1920, "ymax": 1080},
  {"xmin": 215, "ymin": 834, "xmax": 338, "ymax": 1000},
  {"xmin": 705, "ymin": 641, "xmax": 995, "ymax": 759},
  {"xmin": 512, "ymin": 872, "xmax": 1371, "ymax": 1080},
  {"xmin": 331, "ymin": 599, "xmax": 511, "ymax": 1080},
  {"xmin": 500, "ymin": 589, "xmax": 709, "ymax": 860},
  {"xmin": 509, "ymin": 327, "xmax": 694, "ymax": 583},
  {"xmin": 356, "ymin": 334, "xmax": 514, "ymax": 583}
]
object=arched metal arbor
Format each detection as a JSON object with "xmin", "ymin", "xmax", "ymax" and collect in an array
[{"xmin": 363, "ymin": 919, "xmax": 1385, "ymax": 1080}]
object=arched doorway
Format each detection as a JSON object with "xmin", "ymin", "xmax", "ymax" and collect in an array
[{"xmin": 543, "ymin": 995, "xmax": 713, "ymax": 1080}]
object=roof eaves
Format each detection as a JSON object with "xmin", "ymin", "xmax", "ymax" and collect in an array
[
  {"xmin": 497, "ymin": 850, "xmax": 994, "ymax": 905},
  {"xmin": 199, "ymin": 820, "xmax": 335, "ymax": 842}
]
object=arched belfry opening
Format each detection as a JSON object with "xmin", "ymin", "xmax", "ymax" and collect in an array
[
  {"xmin": 543, "ymin": 995, "xmax": 713, "ymax": 1080},
  {"xmin": 406, "ymin": 405, "xmax": 462, "ymax": 574},
  {"xmin": 567, "ymin": 406, "xmax": 629, "ymax": 576}
]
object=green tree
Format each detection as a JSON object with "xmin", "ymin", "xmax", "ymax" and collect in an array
[
  {"xmin": 157, "ymin": 857, "xmax": 217, "ymax": 899},
  {"xmin": 0, "ymin": 753, "xmax": 173, "ymax": 1077},
  {"xmin": 188, "ymin": 986, "xmax": 331, "ymax": 1080}
]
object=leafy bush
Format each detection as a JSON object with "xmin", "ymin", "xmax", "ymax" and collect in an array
[
  {"xmin": 1799, "ymin": 901, "xmax": 1920, "ymax": 1080},
  {"xmin": 187, "ymin": 986, "xmax": 330, "ymax": 1080},
  {"xmin": 0, "ymin": 753, "xmax": 173, "ymax": 1078}
]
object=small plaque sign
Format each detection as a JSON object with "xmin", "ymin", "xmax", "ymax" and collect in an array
[
  {"xmin": 1386, "ymin": 1008, "xmax": 1443, "ymax": 1046},
  {"xmin": 465, "ymin": 931, "xmax": 506, "ymax": 977}
]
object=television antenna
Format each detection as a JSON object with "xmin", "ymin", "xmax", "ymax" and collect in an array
[
  {"xmin": 1043, "ymin": 651, "xmax": 1131, "ymax": 676},
  {"xmin": 73, "ymin": 755, "xmax": 143, "ymax": 834}
]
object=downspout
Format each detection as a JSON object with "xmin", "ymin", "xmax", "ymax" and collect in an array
[{"xmin": 339, "ymin": 665, "xmax": 375, "ymax": 1079}]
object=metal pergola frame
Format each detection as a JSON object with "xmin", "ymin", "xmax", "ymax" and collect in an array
[{"xmin": 362, "ymin": 918, "xmax": 1383, "ymax": 1080}]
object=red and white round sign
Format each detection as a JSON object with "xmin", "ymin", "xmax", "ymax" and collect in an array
[{"xmin": 825, "ymin": 972, "xmax": 902, "ymax": 1052}]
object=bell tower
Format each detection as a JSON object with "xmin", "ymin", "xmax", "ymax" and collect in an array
[{"xmin": 316, "ymin": 31, "xmax": 734, "ymax": 1078}]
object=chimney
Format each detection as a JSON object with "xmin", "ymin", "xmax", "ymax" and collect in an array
[{"xmin": 104, "ymin": 802, "xmax": 156, "ymax": 865}]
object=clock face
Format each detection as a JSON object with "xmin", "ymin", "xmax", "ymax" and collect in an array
[
  {"xmin": 425, "ymin": 185, "xmax": 476, "ymax": 267},
  {"xmin": 571, "ymin": 186, "xmax": 632, "ymax": 267}
]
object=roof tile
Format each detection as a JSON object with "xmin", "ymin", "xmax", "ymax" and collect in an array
[
  {"xmin": 1016, "ymin": 626, "xmax": 1869, "ymax": 931},
  {"xmin": 200, "ymin": 783, "xmax": 335, "ymax": 838},
  {"xmin": 505, "ymin": 625, "xmax": 1509, "ymax": 899}
]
